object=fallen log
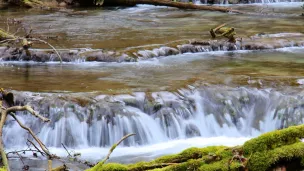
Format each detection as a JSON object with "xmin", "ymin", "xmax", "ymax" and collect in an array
[
  {"xmin": 103, "ymin": 0, "xmax": 243, "ymax": 13},
  {"xmin": 6, "ymin": 0, "xmax": 243, "ymax": 14}
]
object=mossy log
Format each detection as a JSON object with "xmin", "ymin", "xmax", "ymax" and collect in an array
[
  {"xmin": 51, "ymin": 165, "xmax": 68, "ymax": 171},
  {"xmin": 0, "ymin": 29, "xmax": 15, "ymax": 41},
  {"xmin": 88, "ymin": 125, "xmax": 304, "ymax": 171},
  {"xmin": 7, "ymin": 0, "xmax": 43, "ymax": 8}
]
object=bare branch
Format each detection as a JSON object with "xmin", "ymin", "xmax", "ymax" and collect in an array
[
  {"xmin": 99, "ymin": 133, "xmax": 136, "ymax": 166},
  {"xmin": 28, "ymin": 139, "xmax": 45, "ymax": 157},
  {"xmin": 0, "ymin": 38, "xmax": 18, "ymax": 44},
  {"xmin": 28, "ymin": 38, "xmax": 62, "ymax": 63},
  {"xmin": 61, "ymin": 143, "xmax": 72, "ymax": 157},
  {"xmin": 6, "ymin": 18, "xmax": 9, "ymax": 33},
  {"xmin": 6, "ymin": 105, "xmax": 50, "ymax": 122},
  {"xmin": 7, "ymin": 149, "xmax": 45, "ymax": 156},
  {"xmin": 9, "ymin": 113, "xmax": 52, "ymax": 159}
]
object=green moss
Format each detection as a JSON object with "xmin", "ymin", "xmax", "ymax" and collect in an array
[
  {"xmin": 199, "ymin": 159, "xmax": 242, "ymax": 171},
  {"xmin": 153, "ymin": 159, "xmax": 204, "ymax": 171},
  {"xmin": 87, "ymin": 163, "xmax": 128, "ymax": 171},
  {"xmin": 243, "ymin": 124, "xmax": 304, "ymax": 154},
  {"xmin": 248, "ymin": 142, "xmax": 304, "ymax": 171},
  {"xmin": 88, "ymin": 125, "xmax": 304, "ymax": 171},
  {"xmin": 155, "ymin": 146, "xmax": 226, "ymax": 164}
]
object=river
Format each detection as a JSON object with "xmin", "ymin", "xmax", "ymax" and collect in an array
[{"xmin": 0, "ymin": 2, "xmax": 304, "ymax": 170}]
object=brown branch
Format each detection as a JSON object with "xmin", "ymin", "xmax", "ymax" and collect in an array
[
  {"xmin": 6, "ymin": 105, "xmax": 50, "ymax": 122},
  {"xmin": 28, "ymin": 139, "xmax": 45, "ymax": 157},
  {"xmin": 14, "ymin": 151, "xmax": 25, "ymax": 166},
  {"xmin": 6, "ymin": 149, "xmax": 45, "ymax": 156},
  {"xmin": 9, "ymin": 113, "xmax": 52, "ymax": 159},
  {"xmin": 0, "ymin": 109, "xmax": 10, "ymax": 171},
  {"xmin": 27, "ymin": 38, "xmax": 62, "ymax": 63},
  {"xmin": 61, "ymin": 143, "xmax": 72, "ymax": 157}
]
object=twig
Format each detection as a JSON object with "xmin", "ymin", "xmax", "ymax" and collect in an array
[
  {"xmin": 6, "ymin": 105, "xmax": 50, "ymax": 122},
  {"xmin": 6, "ymin": 18, "xmax": 9, "ymax": 33},
  {"xmin": 61, "ymin": 143, "xmax": 72, "ymax": 157},
  {"xmin": 28, "ymin": 38, "xmax": 62, "ymax": 63},
  {"xmin": 15, "ymin": 151, "xmax": 25, "ymax": 166},
  {"xmin": 0, "ymin": 38, "xmax": 17, "ymax": 44},
  {"xmin": 9, "ymin": 113, "xmax": 52, "ymax": 159},
  {"xmin": 98, "ymin": 133, "xmax": 136, "ymax": 166},
  {"xmin": 28, "ymin": 139, "xmax": 45, "ymax": 157},
  {"xmin": 7, "ymin": 149, "xmax": 45, "ymax": 156}
]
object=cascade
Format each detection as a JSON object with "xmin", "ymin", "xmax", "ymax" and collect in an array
[{"xmin": 3, "ymin": 87, "xmax": 304, "ymax": 148}]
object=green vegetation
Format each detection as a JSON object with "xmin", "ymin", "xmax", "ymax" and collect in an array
[{"xmin": 88, "ymin": 125, "xmax": 304, "ymax": 171}]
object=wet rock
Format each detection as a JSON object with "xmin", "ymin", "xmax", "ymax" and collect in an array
[
  {"xmin": 0, "ymin": 33, "xmax": 303, "ymax": 63},
  {"xmin": 31, "ymin": 51, "xmax": 51, "ymax": 62},
  {"xmin": 59, "ymin": 2, "xmax": 67, "ymax": 7},
  {"xmin": 138, "ymin": 47, "xmax": 179, "ymax": 59},
  {"xmin": 60, "ymin": 51, "xmax": 78, "ymax": 62},
  {"xmin": 228, "ymin": 0, "xmax": 240, "ymax": 4},
  {"xmin": 185, "ymin": 124, "xmax": 201, "ymax": 138},
  {"xmin": 84, "ymin": 51, "xmax": 118, "ymax": 62},
  {"xmin": 178, "ymin": 44, "xmax": 202, "ymax": 53}
]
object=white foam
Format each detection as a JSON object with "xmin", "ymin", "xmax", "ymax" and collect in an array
[
  {"xmin": 7, "ymin": 136, "xmax": 250, "ymax": 162},
  {"xmin": 298, "ymin": 79, "xmax": 304, "ymax": 85}
]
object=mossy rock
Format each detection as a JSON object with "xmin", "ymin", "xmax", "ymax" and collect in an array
[
  {"xmin": 248, "ymin": 142, "xmax": 304, "ymax": 171},
  {"xmin": 88, "ymin": 125, "xmax": 304, "ymax": 171},
  {"xmin": 89, "ymin": 163, "xmax": 128, "ymax": 171},
  {"xmin": 243, "ymin": 124, "xmax": 304, "ymax": 154}
]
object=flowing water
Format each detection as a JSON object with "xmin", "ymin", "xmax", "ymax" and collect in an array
[{"xmin": 0, "ymin": 2, "xmax": 304, "ymax": 170}]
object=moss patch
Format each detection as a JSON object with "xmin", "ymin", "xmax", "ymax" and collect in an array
[
  {"xmin": 243, "ymin": 124, "xmax": 304, "ymax": 154},
  {"xmin": 88, "ymin": 125, "xmax": 304, "ymax": 171}
]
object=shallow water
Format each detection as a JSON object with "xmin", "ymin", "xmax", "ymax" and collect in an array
[
  {"xmin": 1, "ymin": 47, "xmax": 304, "ymax": 93},
  {"xmin": 0, "ymin": 3, "xmax": 303, "ymax": 50}
]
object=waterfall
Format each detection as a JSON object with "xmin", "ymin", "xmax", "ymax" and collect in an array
[{"xmin": 3, "ymin": 87, "xmax": 304, "ymax": 148}]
